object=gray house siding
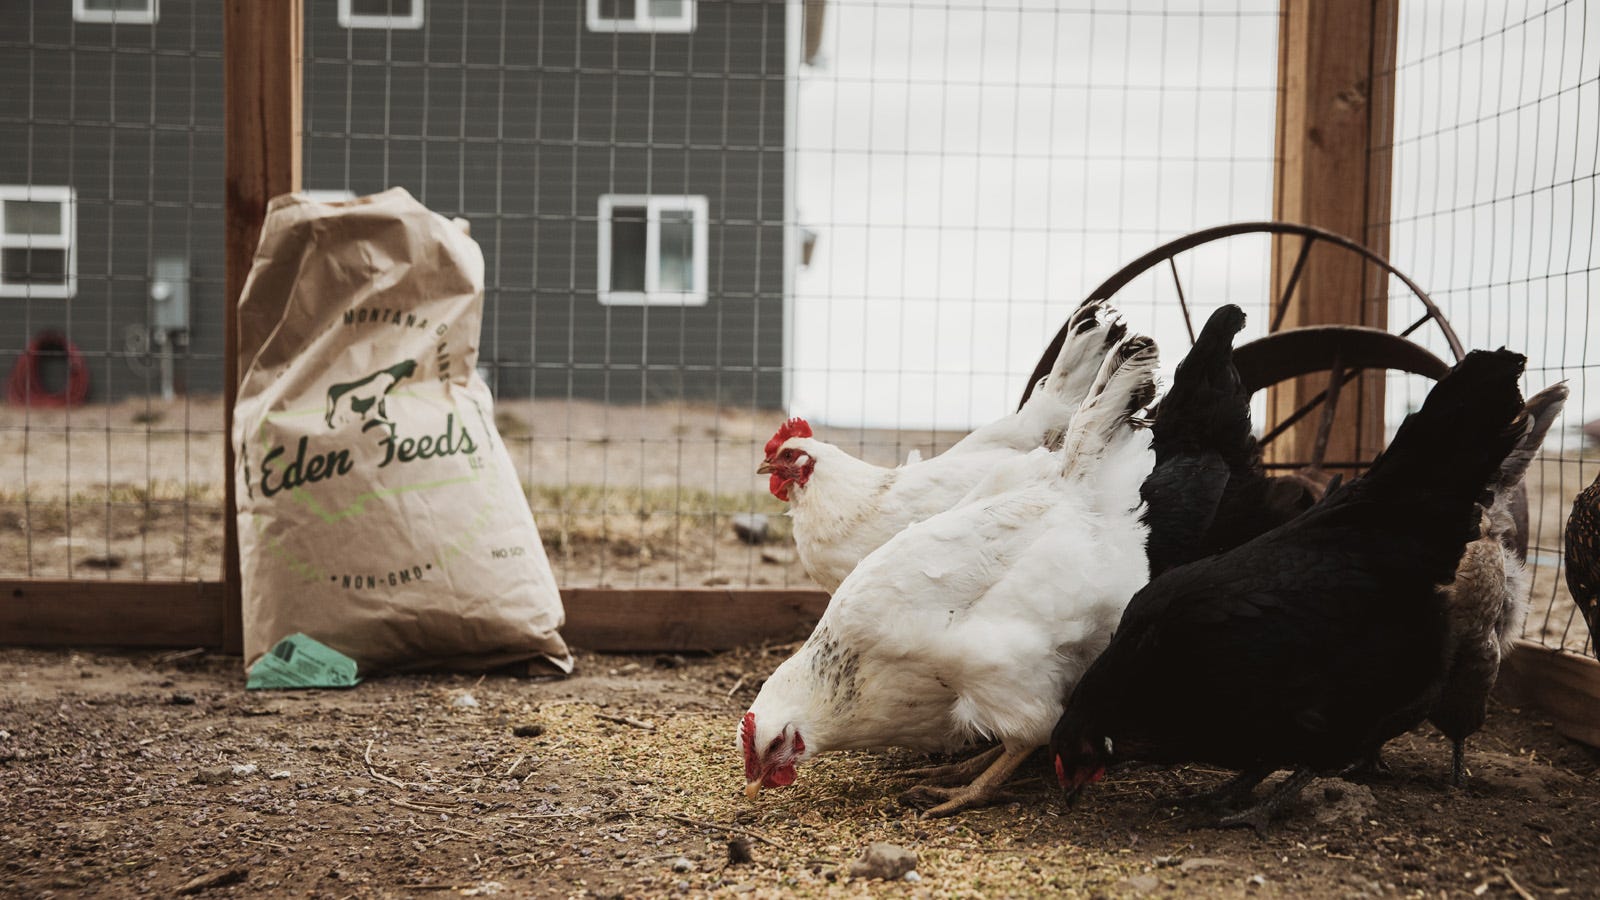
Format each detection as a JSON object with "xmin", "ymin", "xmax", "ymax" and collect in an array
[
  {"xmin": 0, "ymin": 0, "xmax": 227, "ymax": 399},
  {"xmin": 2, "ymin": 0, "xmax": 788, "ymax": 408}
]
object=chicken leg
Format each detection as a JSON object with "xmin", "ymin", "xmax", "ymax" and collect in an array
[
  {"xmin": 900, "ymin": 746, "xmax": 1036, "ymax": 818},
  {"xmin": 894, "ymin": 745, "xmax": 1006, "ymax": 786},
  {"xmin": 1215, "ymin": 767, "xmax": 1315, "ymax": 834}
]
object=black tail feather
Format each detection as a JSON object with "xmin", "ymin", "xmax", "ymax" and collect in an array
[{"xmin": 1358, "ymin": 349, "xmax": 1527, "ymax": 504}]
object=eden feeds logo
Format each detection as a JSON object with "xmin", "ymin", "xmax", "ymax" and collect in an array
[
  {"xmin": 325, "ymin": 359, "xmax": 416, "ymax": 431},
  {"xmin": 255, "ymin": 356, "xmax": 480, "ymax": 500}
]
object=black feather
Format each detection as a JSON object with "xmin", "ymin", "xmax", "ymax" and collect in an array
[{"xmin": 1140, "ymin": 305, "xmax": 1317, "ymax": 576}]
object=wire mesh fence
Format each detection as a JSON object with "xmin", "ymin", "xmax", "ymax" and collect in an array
[
  {"xmin": 0, "ymin": 0, "xmax": 1594, "ymax": 663},
  {"xmin": 0, "ymin": 1, "xmax": 227, "ymax": 581},
  {"xmin": 1380, "ymin": 0, "xmax": 1598, "ymax": 655}
]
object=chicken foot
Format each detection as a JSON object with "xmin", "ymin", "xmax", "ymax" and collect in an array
[
  {"xmin": 1171, "ymin": 767, "xmax": 1271, "ymax": 814},
  {"xmin": 1215, "ymin": 767, "xmax": 1316, "ymax": 834},
  {"xmin": 894, "ymin": 745, "xmax": 1006, "ymax": 786},
  {"xmin": 900, "ymin": 746, "xmax": 1036, "ymax": 818}
]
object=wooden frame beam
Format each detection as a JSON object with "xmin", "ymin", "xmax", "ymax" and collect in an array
[
  {"xmin": 0, "ymin": 585, "xmax": 830, "ymax": 655},
  {"xmin": 223, "ymin": 0, "xmax": 303, "ymax": 654},
  {"xmin": 1268, "ymin": 0, "xmax": 1399, "ymax": 469}
]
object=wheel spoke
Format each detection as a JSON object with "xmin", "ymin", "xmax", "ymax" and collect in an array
[
  {"xmin": 1258, "ymin": 366, "xmax": 1363, "ymax": 448},
  {"xmin": 1308, "ymin": 356, "xmax": 1346, "ymax": 470},
  {"xmin": 1169, "ymin": 256, "xmax": 1196, "ymax": 344},
  {"xmin": 1272, "ymin": 235, "xmax": 1317, "ymax": 332}
]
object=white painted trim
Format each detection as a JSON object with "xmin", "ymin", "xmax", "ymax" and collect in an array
[
  {"xmin": 585, "ymin": 0, "xmax": 695, "ymax": 34},
  {"xmin": 0, "ymin": 185, "xmax": 76, "ymax": 300},
  {"xmin": 72, "ymin": 0, "xmax": 158, "ymax": 25},
  {"xmin": 338, "ymin": 0, "xmax": 425, "ymax": 30},
  {"xmin": 598, "ymin": 194, "xmax": 709, "ymax": 307}
]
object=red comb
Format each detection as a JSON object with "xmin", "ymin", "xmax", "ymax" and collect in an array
[
  {"xmin": 764, "ymin": 417, "xmax": 813, "ymax": 459},
  {"xmin": 741, "ymin": 712, "xmax": 759, "ymax": 778}
]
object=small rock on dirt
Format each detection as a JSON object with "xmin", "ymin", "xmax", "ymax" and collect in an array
[
  {"xmin": 191, "ymin": 766, "xmax": 236, "ymax": 785},
  {"xmin": 168, "ymin": 693, "xmax": 196, "ymax": 705},
  {"xmin": 1180, "ymin": 858, "xmax": 1228, "ymax": 872},
  {"xmin": 1124, "ymin": 874, "xmax": 1161, "ymax": 894},
  {"xmin": 452, "ymin": 693, "xmax": 480, "ymax": 708},
  {"xmin": 670, "ymin": 856, "xmax": 695, "ymax": 873},
  {"xmin": 82, "ymin": 553, "xmax": 124, "ymax": 570},
  {"xmin": 1310, "ymin": 778, "xmax": 1377, "ymax": 825},
  {"xmin": 849, "ymin": 842, "xmax": 918, "ymax": 881},
  {"xmin": 731, "ymin": 513, "xmax": 769, "ymax": 545},
  {"xmin": 726, "ymin": 837, "xmax": 753, "ymax": 865},
  {"xmin": 655, "ymin": 654, "xmax": 689, "ymax": 669},
  {"xmin": 512, "ymin": 723, "xmax": 545, "ymax": 738},
  {"xmin": 176, "ymin": 866, "xmax": 248, "ymax": 895}
]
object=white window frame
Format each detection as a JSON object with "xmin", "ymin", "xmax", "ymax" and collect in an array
[
  {"xmin": 300, "ymin": 189, "xmax": 358, "ymax": 203},
  {"xmin": 586, "ymin": 0, "xmax": 695, "ymax": 34},
  {"xmin": 72, "ymin": 0, "xmax": 159, "ymax": 25},
  {"xmin": 0, "ymin": 186, "xmax": 76, "ymax": 300},
  {"xmin": 598, "ymin": 194, "xmax": 709, "ymax": 307},
  {"xmin": 338, "ymin": 0, "xmax": 424, "ymax": 30}
]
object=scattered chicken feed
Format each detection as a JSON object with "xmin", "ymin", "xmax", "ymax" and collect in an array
[{"xmin": 2, "ymin": 645, "xmax": 1597, "ymax": 898}]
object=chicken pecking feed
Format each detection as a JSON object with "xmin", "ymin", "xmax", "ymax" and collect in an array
[
  {"xmin": 743, "ymin": 331, "xmax": 1159, "ymax": 817},
  {"xmin": 1051, "ymin": 348, "xmax": 1531, "ymax": 831}
]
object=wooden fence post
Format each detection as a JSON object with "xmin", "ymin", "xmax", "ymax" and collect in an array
[
  {"xmin": 223, "ymin": 0, "xmax": 302, "ymax": 655},
  {"xmin": 1268, "ymin": 0, "xmax": 1400, "ymax": 470}
]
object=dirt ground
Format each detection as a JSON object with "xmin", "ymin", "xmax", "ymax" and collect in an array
[{"xmin": 2, "ymin": 646, "xmax": 1599, "ymax": 899}]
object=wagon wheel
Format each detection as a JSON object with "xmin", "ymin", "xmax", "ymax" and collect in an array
[
  {"xmin": 1020, "ymin": 221, "xmax": 1465, "ymax": 462},
  {"xmin": 1018, "ymin": 222, "xmax": 1527, "ymax": 556}
]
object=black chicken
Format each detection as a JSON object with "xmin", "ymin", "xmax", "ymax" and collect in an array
[
  {"xmin": 1051, "ymin": 349, "xmax": 1530, "ymax": 829},
  {"xmin": 1567, "ymin": 469, "xmax": 1600, "ymax": 659},
  {"xmin": 1140, "ymin": 304, "xmax": 1320, "ymax": 577}
]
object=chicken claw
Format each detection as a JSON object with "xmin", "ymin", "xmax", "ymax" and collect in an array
[
  {"xmin": 894, "ymin": 745, "xmax": 1006, "ymax": 787},
  {"xmin": 898, "ymin": 746, "xmax": 1035, "ymax": 818}
]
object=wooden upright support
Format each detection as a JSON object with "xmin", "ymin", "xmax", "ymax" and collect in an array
[
  {"xmin": 223, "ymin": 0, "xmax": 302, "ymax": 655},
  {"xmin": 1268, "ymin": 0, "xmax": 1399, "ymax": 470}
]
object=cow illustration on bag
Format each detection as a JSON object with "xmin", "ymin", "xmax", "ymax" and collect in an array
[{"xmin": 324, "ymin": 359, "xmax": 418, "ymax": 430}]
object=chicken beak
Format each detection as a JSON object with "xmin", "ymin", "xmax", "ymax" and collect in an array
[
  {"xmin": 756, "ymin": 461, "xmax": 774, "ymax": 475},
  {"xmin": 744, "ymin": 779, "xmax": 762, "ymax": 801}
]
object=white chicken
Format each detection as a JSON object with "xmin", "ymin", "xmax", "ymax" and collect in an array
[
  {"xmin": 759, "ymin": 298, "xmax": 1128, "ymax": 593},
  {"xmin": 742, "ymin": 331, "xmax": 1158, "ymax": 817}
]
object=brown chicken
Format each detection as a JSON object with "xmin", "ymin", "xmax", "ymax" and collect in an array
[
  {"xmin": 1430, "ymin": 383, "xmax": 1566, "ymax": 786},
  {"xmin": 1567, "ymin": 466, "xmax": 1600, "ymax": 659}
]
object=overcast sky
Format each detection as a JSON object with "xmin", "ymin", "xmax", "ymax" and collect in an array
[{"xmin": 788, "ymin": 0, "xmax": 1598, "ymax": 438}]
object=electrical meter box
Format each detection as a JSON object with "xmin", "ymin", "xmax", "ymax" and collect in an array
[{"xmin": 150, "ymin": 256, "xmax": 189, "ymax": 332}]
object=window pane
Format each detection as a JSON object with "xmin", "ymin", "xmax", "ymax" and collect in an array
[
  {"xmin": 3, "ymin": 200, "xmax": 62, "ymax": 237},
  {"xmin": 83, "ymin": 0, "xmax": 150, "ymax": 10},
  {"xmin": 1, "ymin": 248, "xmax": 68, "ymax": 285},
  {"xmin": 657, "ymin": 209, "xmax": 695, "ymax": 293},
  {"xmin": 350, "ymin": 0, "xmax": 412, "ymax": 16},
  {"xmin": 648, "ymin": 0, "xmax": 684, "ymax": 18},
  {"xmin": 609, "ymin": 207, "xmax": 648, "ymax": 293},
  {"xmin": 598, "ymin": 0, "xmax": 636, "ymax": 21}
]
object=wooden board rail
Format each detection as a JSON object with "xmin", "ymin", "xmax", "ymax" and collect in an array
[
  {"xmin": 0, "ymin": 582, "xmax": 829, "ymax": 656},
  {"xmin": 1499, "ymin": 639, "xmax": 1600, "ymax": 750}
]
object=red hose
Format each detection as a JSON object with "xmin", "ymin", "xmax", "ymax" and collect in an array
[{"xmin": 6, "ymin": 331, "xmax": 91, "ymax": 407}]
